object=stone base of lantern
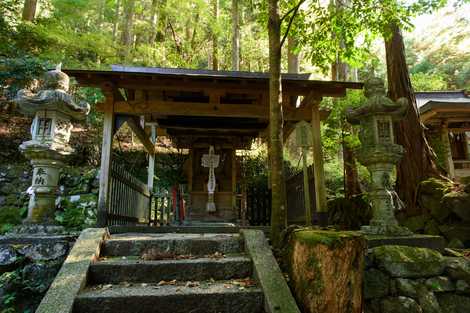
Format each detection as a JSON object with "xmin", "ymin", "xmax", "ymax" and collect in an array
[
  {"xmin": 361, "ymin": 223, "xmax": 412, "ymax": 236},
  {"xmin": 21, "ymin": 143, "xmax": 69, "ymax": 224}
]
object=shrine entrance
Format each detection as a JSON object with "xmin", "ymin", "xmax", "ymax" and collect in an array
[{"xmin": 65, "ymin": 66, "xmax": 361, "ymax": 226}]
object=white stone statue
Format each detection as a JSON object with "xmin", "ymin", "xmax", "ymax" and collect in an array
[{"xmin": 201, "ymin": 145, "xmax": 220, "ymax": 213}]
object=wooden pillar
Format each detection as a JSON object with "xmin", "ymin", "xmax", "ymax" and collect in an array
[
  {"xmin": 147, "ymin": 123, "xmax": 157, "ymax": 190},
  {"xmin": 232, "ymin": 147, "xmax": 237, "ymax": 210},
  {"xmin": 187, "ymin": 148, "xmax": 193, "ymax": 223},
  {"xmin": 97, "ymin": 98, "xmax": 115, "ymax": 227},
  {"xmin": 302, "ymin": 146, "xmax": 312, "ymax": 226},
  {"xmin": 311, "ymin": 104, "xmax": 327, "ymax": 219},
  {"xmin": 441, "ymin": 121, "xmax": 455, "ymax": 179}
]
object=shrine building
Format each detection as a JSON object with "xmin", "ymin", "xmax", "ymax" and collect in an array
[
  {"xmin": 64, "ymin": 66, "xmax": 362, "ymax": 226},
  {"xmin": 417, "ymin": 90, "xmax": 470, "ymax": 179}
]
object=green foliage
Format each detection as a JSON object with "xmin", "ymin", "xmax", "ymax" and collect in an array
[
  {"xmin": 155, "ymin": 152, "xmax": 188, "ymax": 190},
  {"xmin": 0, "ymin": 207, "xmax": 23, "ymax": 234},
  {"xmin": 427, "ymin": 134, "xmax": 448, "ymax": 170},
  {"xmin": 411, "ymin": 72, "xmax": 448, "ymax": 91},
  {"xmin": 240, "ymin": 144, "xmax": 269, "ymax": 189},
  {"xmin": 55, "ymin": 197, "xmax": 97, "ymax": 230}
]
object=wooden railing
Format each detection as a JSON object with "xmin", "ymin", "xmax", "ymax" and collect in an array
[{"xmin": 108, "ymin": 161, "xmax": 151, "ymax": 225}]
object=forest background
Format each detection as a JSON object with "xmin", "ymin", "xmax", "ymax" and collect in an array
[{"xmin": 0, "ymin": 0, "xmax": 470, "ymax": 221}]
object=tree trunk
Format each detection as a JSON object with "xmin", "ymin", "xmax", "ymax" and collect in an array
[
  {"xmin": 231, "ymin": 0, "xmax": 240, "ymax": 71},
  {"xmin": 212, "ymin": 0, "xmax": 219, "ymax": 70},
  {"xmin": 97, "ymin": 0, "xmax": 106, "ymax": 29},
  {"xmin": 385, "ymin": 24, "xmax": 442, "ymax": 215},
  {"xmin": 288, "ymin": 230, "xmax": 365, "ymax": 313},
  {"xmin": 22, "ymin": 0, "xmax": 37, "ymax": 21},
  {"xmin": 268, "ymin": 0, "xmax": 287, "ymax": 247},
  {"xmin": 148, "ymin": 0, "xmax": 159, "ymax": 44},
  {"xmin": 112, "ymin": 0, "xmax": 121, "ymax": 41},
  {"xmin": 120, "ymin": 0, "xmax": 136, "ymax": 61},
  {"xmin": 331, "ymin": 0, "xmax": 361, "ymax": 200},
  {"xmin": 287, "ymin": 37, "xmax": 299, "ymax": 74}
]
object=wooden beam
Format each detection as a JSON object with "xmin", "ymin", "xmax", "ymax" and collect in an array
[
  {"xmin": 97, "ymin": 100, "xmax": 330, "ymax": 121},
  {"xmin": 126, "ymin": 116, "xmax": 155, "ymax": 155},
  {"xmin": 299, "ymin": 91, "xmax": 322, "ymax": 108},
  {"xmin": 97, "ymin": 88, "xmax": 114, "ymax": 227},
  {"xmin": 311, "ymin": 104, "xmax": 327, "ymax": 216}
]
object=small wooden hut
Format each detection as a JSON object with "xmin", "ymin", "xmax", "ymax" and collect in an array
[{"xmin": 65, "ymin": 66, "xmax": 362, "ymax": 226}]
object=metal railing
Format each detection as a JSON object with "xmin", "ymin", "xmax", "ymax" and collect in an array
[{"xmin": 108, "ymin": 161, "xmax": 151, "ymax": 225}]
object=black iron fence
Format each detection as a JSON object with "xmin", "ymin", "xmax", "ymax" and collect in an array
[{"xmin": 108, "ymin": 161, "xmax": 151, "ymax": 225}]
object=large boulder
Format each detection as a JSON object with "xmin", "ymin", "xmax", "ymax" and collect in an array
[
  {"xmin": 382, "ymin": 296, "xmax": 422, "ymax": 313},
  {"xmin": 439, "ymin": 225, "xmax": 470, "ymax": 245},
  {"xmin": 442, "ymin": 191, "xmax": 470, "ymax": 222},
  {"xmin": 372, "ymin": 245, "xmax": 445, "ymax": 278},
  {"xmin": 445, "ymin": 257, "xmax": 470, "ymax": 284},
  {"xmin": 436, "ymin": 294, "xmax": 470, "ymax": 313},
  {"xmin": 417, "ymin": 179, "xmax": 454, "ymax": 222}
]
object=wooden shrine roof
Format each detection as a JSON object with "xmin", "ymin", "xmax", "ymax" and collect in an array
[
  {"xmin": 64, "ymin": 66, "xmax": 362, "ymax": 148},
  {"xmin": 416, "ymin": 90, "xmax": 470, "ymax": 124}
]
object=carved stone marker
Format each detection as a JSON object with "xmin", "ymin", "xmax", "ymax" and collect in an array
[
  {"xmin": 346, "ymin": 77, "xmax": 412, "ymax": 236},
  {"xmin": 14, "ymin": 65, "xmax": 90, "ymax": 223},
  {"xmin": 201, "ymin": 145, "xmax": 220, "ymax": 213}
]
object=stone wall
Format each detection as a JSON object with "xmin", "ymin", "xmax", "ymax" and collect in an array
[
  {"xmin": 401, "ymin": 178, "xmax": 470, "ymax": 248},
  {"xmin": 365, "ymin": 245, "xmax": 470, "ymax": 313},
  {"xmin": 0, "ymin": 226, "xmax": 76, "ymax": 312},
  {"xmin": 0, "ymin": 163, "xmax": 99, "ymax": 232}
]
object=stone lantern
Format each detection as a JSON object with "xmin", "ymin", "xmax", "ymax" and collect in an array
[
  {"xmin": 14, "ymin": 65, "xmax": 90, "ymax": 224},
  {"xmin": 346, "ymin": 77, "xmax": 412, "ymax": 236}
]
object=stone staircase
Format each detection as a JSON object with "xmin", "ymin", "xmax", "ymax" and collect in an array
[{"xmin": 72, "ymin": 233, "xmax": 265, "ymax": 313}]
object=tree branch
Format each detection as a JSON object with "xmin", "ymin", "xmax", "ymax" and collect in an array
[
  {"xmin": 280, "ymin": 0, "xmax": 304, "ymax": 48},
  {"xmin": 280, "ymin": 0, "xmax": 305, "ymax": 22}
]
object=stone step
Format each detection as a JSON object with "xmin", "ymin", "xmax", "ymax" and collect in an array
[
  {"xmin": 88, "ymin": 256, "xmax": 253, "ymax": 284},
  {"xmin": 101, "ymin": 233, "xmax": 243, "ymax": 257},
  {"xmin": 73, "ymin": 281, "xmax": 264, "ymax": 313}
]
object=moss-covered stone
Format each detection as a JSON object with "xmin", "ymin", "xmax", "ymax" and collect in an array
[
  {"xmin": 436, "ymin": 293, "xmax": 470, "ymax": 313},
  {"xmin": 425, "ymin": 276, "xmax": 455, "ymax": 293},
  {"xmin": 372, "ymin": 245, "xmax": 445, "ymax": 278},
  {"xmin": 393, "ymin": 278, "xmax": 421, "ymax": 297},
  {"xmin": 382, "ymin": 296, "xmax": 422, "ymax": 313},
  {"xmin": 402, "ymin": 215, "xmax": 429, "ymax": 232},
  {"xmin": 442, "ymin": 191, "xmax": 470, "ymax": 222},
  {"xmin": 364, "ymin": 268, "xmax": 390, "ymax": 299},
  {"xmin": 424, "ymin": 219, "xmax": 441, "ymax": 236}
]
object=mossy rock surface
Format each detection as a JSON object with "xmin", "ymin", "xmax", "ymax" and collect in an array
[
  {"xmin": 402, "ymin": 215, "xmax": 429, "ymax": 232},
  {"xmin": 372, "ymin": 245, "xmax": 445, "ymax": 278},
  {"xmin": 381, "ymin": 296, "xmax": 422, "ymax": 313},
  {"xmin": 436, "ymin": 293, "xmax": 470, "ymax": 313}
]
